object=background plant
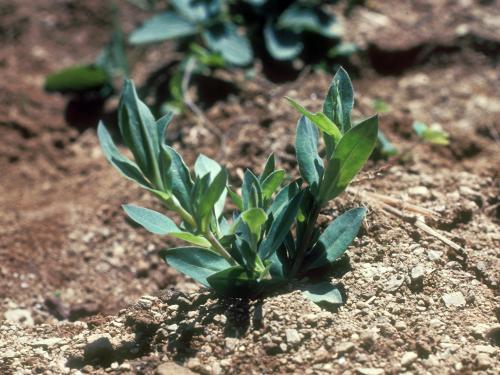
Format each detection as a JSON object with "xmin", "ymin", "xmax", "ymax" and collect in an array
[{"xmin": 98, "ymin": 67, "xmax": 378, "ymax": 305}]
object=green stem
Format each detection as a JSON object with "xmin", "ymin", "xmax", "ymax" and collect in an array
[
  {"xmin": 206, "ymin": 230, "xmax": 236, "ymax": 265},
  {"xmin": 290, "ymin": 204, "xmax": 321, "ymax": 278}
]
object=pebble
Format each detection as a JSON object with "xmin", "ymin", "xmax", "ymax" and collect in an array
[
  {"xmin": 225, "ymin": 338, "xmax": 238, "ymax": 351},
  {"xmin": 385, "ymin": 275, "xmax": 405, "ymax": 292},
  {"xmin": 285, "ymin": 328, "xmax": 301, "ymax": 344},
  {"xmin": 336, "ymin": 341, "xmax": 355, "ymax": 354},
  {"xmin": 401, "ymin": 351, "xmax": 418, "ymax": 366},
  {"xmin": 442, "ymin": 292, "xmax": 466, "ymax": 307},
  {"xmin": 475, "ymin": 345, "xmax": 495, "ymax": 354},
  {"xmin": 395, "ymin": 321, "xmax": 407, "ymax": 331},
  {"xmin": 31, "ymin": 338, "xmax": 65, "ymax": 348},
  {"xmin": 411, "ymin": 265, "xmax": 425, "ymax": 281},
  {"xmin": 408, "ymin": 186, "xmax": 429, "ymax": 196},
  {"xmin": 476, "ymin": 353, "xmax": 491, "ymax": 370},
  {"xmin": 156, "ymin": 362, "xmax": 195, "ymax": 375},
  {"xmin": 4, "ymin": 309, "xmax": 34, "ymax": 326},
  {"xmin": 427, "ymin": 250, "xmax": 443, "ymax": 261},
  {"xmin": 357, "ymin": 368, "xmax": 384, "ymax": 375}
]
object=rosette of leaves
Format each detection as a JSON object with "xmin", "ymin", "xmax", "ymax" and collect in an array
[{"xmin": 98, "ymin": 67, "xmax": 378, "ymax": 306}]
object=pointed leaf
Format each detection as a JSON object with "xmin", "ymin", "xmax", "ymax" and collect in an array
[
  {"xmin": 129, "ymin": 12, "xmax": 197, "ymax": 44},
  {"xmin": 123, "ymin": 204, "xmax": 180, "ymax": 235},
  {"xmin": 169, "ymin": 232, "xmax": 211, "ymax": 248},
  {"xmin": 319, "ymin": 116, "xmax": 378, "ymax": 203},
  {"xmin": 197, "ymin": 169, "xmax": 227, "ymax": 219},
  {"xmin": 304, "ymin": 207, "xmax": 365, "ymax": 271},
  {"xmin": 301, "ymin": 282, "xmax": 343, "ymax": 306},
  {"xmin": 260, "ymin": 153, "xmax": 275, "ymax": 182},
  {"xmin": 264, "ymin": 21, "xmax": 303, "ymax": 61},
  {"xmin": 261, "ymin": 169, "xmax": 286, "ymax": 200},
  {"xmin": 202, "ymin": 22, "xmax": 253, "ymax": 66},
  {"xmin": 295, "ymin": 116, "xmax": 324, "ymax": 190},
  {"xmin": 45, "ymin": 65, "xmax": 109, "ymax": 93},
  {"xmin": 241, "ymin": 208, "xmax": 268, "ymax": 237},
  {"xmin": 160, "ymin": 247, "xmax": 231, "ymax": 287},
  {"xmin": 323, "ymin": 67, "xmax": 354, "ymax": 133},
  {"xmin": 165, "ymin": 146, "xmax": 193, "ymax": 211}
]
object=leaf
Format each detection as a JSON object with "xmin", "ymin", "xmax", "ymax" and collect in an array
[
  {"xmin": 328, "ymin": 42, "xmax": 358, "ymax": 58},
  {"xmin": 377, "ymin": 130, "xmax": 398, "ymax": 156},
  {"xmin": 194, "ymin": 154, "xmax": 222, "ymax": 180},
  {"xmin": 267, "ymin": 181, "xmax": 300, "ymax": 217},
  {"xmin": 197, "ymin": 169, "xmax": 227, "ymax": 219},
  {"xmin": 319, "ymin": 115, "xmax": 378, "ymax": 204},
  {"xmin": 45, "ymin": 65, "xmax": 109, "ymax": 93},
  {"xmin": 285, "ymin": 97, "xmax": 342, "ymax": 143},
  {"xmin": 96, "ymin": 29, "xmax": 129, "ymax": 78},
  {"xmin": 160, "ymin": 247, "xmax": 231, "ymax": 287},
  {"xmin": 301, "ymin": 282, "xmax": 343, "ymax": 306},
  {"xmin": 207, "ymin": 266, "xmax": 262, "ymax": 297},
  {"xmin": 242, "ymin": 170, "xmax": 262, "ymax": 210},
  {"xmin": 241, "ymin": 208, "xmax": 268, "ymax": 238},
  {"xmin": 97, "ymin": 122, "xmax": 152, "ymax": 190},
  {"xmin": 303, "ymin": 207, "xmax": 365, "ymax": 271},
  {"xmin": 323, "ymin": 67, "xmax": 354, "ymax": 133},
  {"xmin": 123, "ymin": 204, "xmax": 180, "ymax": 235},
  {"xmin": 165, "ymin": 146, "xmax": 194, "ymax": 212},
  {"xmin": 260, "ymin": 153, "xmax": 275, "ymax": 182},
  {"xmin": 264, "ymin": 21, "xmax": 303, "ymax": 61},
  {"xmin": 202, "ymin": 22, "xmax": 253, "ymax": 66},
  {"xmin": 413, "ymin": 121, "xmax": 449, "ymax": 145},
  {"xmin": 278, "ymin": 5, "xmax": 342, "ymax": 38},
  {"xmin": 261, "ymin": 170, "xmax": 286, "ymax": 200},
  {"xmin": 169, "ymin": 232, "xmax": 211, "ymax": 248},
  {"xmin": 157, "ymin": 112, "xmax": 174, "ymax": 141},
  {"xmin": 119, "ymin": 80, "xmax": 162, "ymax": 188},
  {"xmin": 258, "ymin": 191, "xmax": 304, "ymax": 259},
  {"xmin": 170, "ymin": 0, "xmax": 221, "ymax": 23},
  {"xmin": 295, "ymin": 116, "xmax": 324, "ymax": 191},
  {"xmin": 227, "ymin": 186, "xmax": 244, "ymax": 211},
  {"xmin": 129, "ymin": 12, "xmax": 197, "ymax": 44}
]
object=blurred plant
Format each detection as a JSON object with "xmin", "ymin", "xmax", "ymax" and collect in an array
[
  {"xmin": 413, "ymin": 121, "xmax": 449, "ymax": 145},
  {"xmin": 98, "ymin": 67, "xmax": 377, "ymax": 304},
  {"xmin": 370, "ymin": 99, "xmax": 398, "ymax": 157}
]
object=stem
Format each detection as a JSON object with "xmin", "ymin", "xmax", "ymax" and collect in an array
[
  {"xmin": 206, "ymin": 230, "xmax": 236, "ymax": 265},
  {"xmin": 290, "ymin": 204, "xmax": 321, "ymax": 278}
]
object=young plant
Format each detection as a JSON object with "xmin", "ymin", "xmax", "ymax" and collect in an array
[
  {"xmin": 413, "ymin": 121, "xmax": 449, "ymax": 145},
  {"xmin": 98, "ymin": 67, "xmax": 378, "ymax": 305}
]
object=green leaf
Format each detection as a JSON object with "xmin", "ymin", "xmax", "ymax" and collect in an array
[
  {"xmin": 171, "ymin": 0, "xmax": 221, "ymax": 23},
  {"xmin": 197, "ymin": 169, "xmax": 227, "ymax": 219},
  {"xmin": 207, "ymin": 266, "xmax": 262, "ymax": 297},
  {"xmin": 97, "ymin": 122, "xmax": 152, "ymax": 190},
  {"xmin": 156, "ymin": 112, "xmax": 174, "ymax": 141},
  {"xmin": 241, "ymin": 208, "xmax": 268, "ymax": 238},
  {"xmin": 304, "ymin": 207, "xmax": 365, "ymax": 271},
  {"xmin": 227, "ymin": 186, "xmax": 244, "ymax": 211},
  {"xmin": 169, "ymin": 232, "xmax": 211, "ymax": 248},
  {"xmin": 165, "ymin": 146, "xmax": 194, "ymax": 212},
  {"xmin": 260, "ymin": 153, "xmax": 275, "ymax": 182},
  {"xmin": 328, "ymin": 42, "xmax": 358, "ymax": 58},
  {"xmin": 319, "ymin": 115, "xmax": 378, "ymax": 204},
  {"xmin": 301, "ymin": 282, "xmax": 343, "ymax": 306},
  {"xmin": 242, "ymin": 170, "xmax": 262, "ymax": 210},
  {"xmin": 45, "ymin": 65, "xmax": 109, "ymax": 93},
  {"xmin": 323, "ymin": 67, "xmax": 354, "ymax": 133},
  {"xmin": 377, "ymin": 130, "xmax": 398, "ymax": 156},
  {"xmin": 285, "ymin": 97, "xmax": 342, "ymax": 143},
  {"xmin": 129, "ymin": 12, "xmax": 197, "ymax": 44},
  {"xmin": 96, "ymin": 29, "xmax": 129, "ymax": 78},
  {"xmin": 295, "ymin": 116, "xmax": 324, "ymax": 191},
  {"xmin": 261, "ymin": 170, "xmax": 286, "ymax": 200},
  {"xmin": 123, "ymin": 204, "xmax": 179, "ymax": 235},
  {"xmin": 264, "ymin": 21, "xmax": 303, "ymax": 61},
  {"xmin": 267, "ymin": 181, "xmax": 300, "ymax": 217},
  {"xmin": 119, "ymin": 80, "xmax": 162, "ymax": 188},
  {"xmin": 278, "ymin": 5, "xmax": 342, "ymax": 38},
  {"xmin": 160, "ymin": 247, "xmax": 231, "ymax": 287},
  {"xmin": 258, "ymin": 191, "xmax": 304, "ymax": 259},
  {"xmin": 413, "ymin": 121, "xmax": 449, "ymax": 145},
  {"xmin": 202, "ymin": 22, "xmax": 253, "ymax": 66},
  {"xmin": 194, "ymin": 154, "xmax": 222, "ymax": 180}
]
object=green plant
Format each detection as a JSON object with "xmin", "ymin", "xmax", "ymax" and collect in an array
[
  {"xmin": 98, "ymin": 67, "xmax": 378, "ymax": 304},
  {"xmin": 413, "ymin": 121, "xmax": 449, "ymax": 145}
]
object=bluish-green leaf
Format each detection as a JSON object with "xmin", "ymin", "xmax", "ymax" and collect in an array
[
  {"xmin": 301, "ymin": 282, "xmax": 343, "ymax": 306},
  {"xmin": 264, "ymin": 21, "xmax": 303, "ymax": 61},
  {"xmin": 197, "ymin": 169, "xmax": 227, "ymax": 219},
  {"xmin": 377, "ymin": 130, "xmax": 398, "ymax": 156},
  {"xmin": 295, "ymin": 116, "xmax": 324, "ymax": 191},
  {"xmin": 171, "ymin": 0, "xmax": 221, "ymax": 23},
  {"xmin": 203, "ymin": 22, "xmax": 253, "ymax": 66},
  {"xmin": 45, "ymin": 65, "xmax": 109, "ymax": 93},
  {"xmin": 258, "ymin": 191, "xmax": 304, "ymax": 259},
  {"xmin": 286, "ymin": 97, "xmax": 342, "ymax": 143},
  {"xmin": 267, "ymin": 181, "xmax": 300, "ymax": 217},
  {"xmin": 123, "ymin": 204, "xmax": 179, "ymax": 235},
  {"xmin": 165, "ymin": 146, "xmax": 193, "ymax": 211},
  {"xmin": 160, "ymin": 247, "xmax": 231, "ymax": 287},
  {"xmin": 319, "ymin": 115, "xmax": 378, "ymax": 204},
  {"xmin": 261, "ymin": 170, "xmax": 286, "ymax": 200},
  {"xmin": 278, "ymin": 5, "xmax": 342, "ymax": 38},
  {"xmin": 119, "ymin": 80, "xmax": 162, "ymax": 188},
  {"xmin": 304, "ymin": 207, "xmax": 365, "ymax": 271},
  {"xmin": 129, "ymin": 12, "xmax": 197, "ymax": 44},
  {"xmin": 323, "ymin": 67, "xmax": 354, "ymax": 133},
  {"xmin": 260, "ymin": 153, "xmax": 275, "ymax": 182},
  {"xmin": 194, "ymin": 154, "xmax": 222, "ymax": 180},
  {"xmin": 227, "ymin": 186, "xmax": 243, "ymax": 211},
  {"xmin": 97, "ymin": 122, "xmax": 151, "ymax": 190},
  {"xmin": 157, "ymin": 112, "xmax": 174, "ymax": 142},
  {"xmin": 242, "ymin": 170, "xmax": 262, "ymax": 210}
]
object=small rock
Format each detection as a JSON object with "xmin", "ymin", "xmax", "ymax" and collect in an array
[
  {"xmin": 84, "ymin": 335, "xmax": 114, "ymax": 365},
  {"xmin": 427, "ymin": 250, "xmax": 443, "ymax": 261},
  {"xmin": 442, "ymin": 292, "xmax": 466, "ymax": 308},
  {"xmin": 336, "ymin": 342, "xmax": 355, "ymax": 354},
  {"xmin": 285, "ymin": 328, "xmax": 301, "ymax": 345},
  {"xmin": 411, "ymin": 265, "xmax": 425, "ymax": 281},
  {"xmin": 314, "ymin": 347, "xmax": 329, "ymax": 363},
  {"xmin": 357, "ymin": 368, "xmax": 384, "ymax": 375},
  {"xmin": 156, "ymin": 362, "xmax": 195, "ymax": 375},
  {"xmin": 385, "ymin": 275, "xmax": 404, "ymax": 292},
  {"xmin": 401, "ymin": 351, "xmax": 418, "ymax": 366},
  {"xmin": 395, "ymin": 321, "xmax": 407, "ymax": 331},
  {"xmin": 31, "ymin": 338, "xmax": 65, "ymax": 348},
  {"xmin": 225, "ymin": 338, "xmax": 238, "ymax": 351},
  {"xmin": 409, "ymin": 186, "xmax": 429, "ymax": 196},
  {"xmin": 475, "ymin": 345, "xmax": 495, "ymax": 354},
  {"xmin": 476, "ymin": 353, "xmax": 491, "ymax": 370},
  {"xmin": 3, "ymin": 349, "xmax": 16, "ymax": 359},
  {"xmin": 4, "ymin": 308, "xmax": 34, "ymax": 326}
]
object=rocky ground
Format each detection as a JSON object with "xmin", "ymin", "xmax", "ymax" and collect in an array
[{"xmin": 0, "ymin": 0, "xmax": 499, "ymax": 374}]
